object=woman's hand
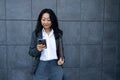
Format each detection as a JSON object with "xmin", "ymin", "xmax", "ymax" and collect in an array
[
  {"xmin": 37, "ymin": 44, "xmax": 46, "ymax": 52},
  {"xmin": 57, "ymin": 57, "xmax": 64, "ymax": 66}
]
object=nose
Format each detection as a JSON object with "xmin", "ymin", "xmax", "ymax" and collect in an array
[{"xmin": 44, "ymin": 20, "xmax": 48, "ymax": 23}]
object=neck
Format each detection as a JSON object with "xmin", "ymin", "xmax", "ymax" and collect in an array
[{"xmin": 44, "ymin": 28, "xmax": 51, "ymax": 35}]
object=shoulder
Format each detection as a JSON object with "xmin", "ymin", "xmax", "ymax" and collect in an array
[
  {"xmin": 31, "ymin": 30, "xmax": 42, "ymax": 38},
  {"xmin": 31, "ymin": 31, "xmax": 37, "ymax": 40},
  {"xmin": 58, "ymin": 32, "xmax": 63, "ymax": 39}
]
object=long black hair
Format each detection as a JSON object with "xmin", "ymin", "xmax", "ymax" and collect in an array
[{"xmin": 35, "ymin": 8, "xmax": 63, "ymax": 39}]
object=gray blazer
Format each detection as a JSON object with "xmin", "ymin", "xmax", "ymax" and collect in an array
[{"xmin": 29, "ymin": 31, "xmax": 64, "ymax": 74}]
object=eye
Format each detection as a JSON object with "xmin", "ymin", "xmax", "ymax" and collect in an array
[
  {"xmin": 47, "ymin": 19, "xmax": 51, "ymax": 21},
  {"xmin": 42, "ymin": 19, "xmax": 45, "ymax": 21}
]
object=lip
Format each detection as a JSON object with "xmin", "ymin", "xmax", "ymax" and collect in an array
[
  {"xmin": 43, "ymin": 25, "xmax": 50, "ymax": 28},
  {"xmin": 44, "ymin": 25, "xmax": 49, "ymax": 26}
]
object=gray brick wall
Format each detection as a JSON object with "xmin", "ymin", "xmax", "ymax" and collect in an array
[{"xmin": 0, "ymin": 0, "xmax": 120, "ymax": 80}]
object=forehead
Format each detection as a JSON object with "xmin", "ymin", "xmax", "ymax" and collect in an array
[{"xmin": 42, "ymin": 13, "xmax": 50, "ymax": 18}]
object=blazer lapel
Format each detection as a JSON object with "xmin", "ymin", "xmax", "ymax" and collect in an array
[{"xmin": 37, "ymin": 31, "xmax": 42, "ymax": 39}]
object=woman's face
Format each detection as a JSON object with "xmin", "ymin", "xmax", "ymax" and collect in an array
[{"xmin": 41, "ymin": 13, "xmax": 52, "ymax": 29}]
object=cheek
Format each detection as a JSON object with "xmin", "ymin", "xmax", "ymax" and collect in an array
[
  {"xmin": 41, "ymin": 21, "xmax": 44, "ymax": 25},
  {"xmin": 41, "ymin": 20, "xmax": 43, "ymax": 23},
  {"xmin": 49, "ymin": 22, "xmax": 52, "ymax": 26}
]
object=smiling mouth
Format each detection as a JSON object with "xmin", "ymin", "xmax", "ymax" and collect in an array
[{"xmin": 44, "ymin": 24, "xmax": 51, "ymax": 26}]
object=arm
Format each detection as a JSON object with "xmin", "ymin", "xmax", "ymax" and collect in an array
[
  {"xmin": 59, "ymin": 37, "xmax": 65, "ymax": 60},
  {"xmin": 29, "ymin": 31, "xmax": 41, "ymax": 57},
  {"xmin": 57, "ymin": 34, "xmax": 65, "ymax": 65}
]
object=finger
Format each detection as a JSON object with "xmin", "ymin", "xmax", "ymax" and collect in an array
[
  {"xmin": 37, "ymin": 44, "xmax": 42, "ymax": 47},
  {"xmin": 60, "ymin": 58, "xmax": 63, "ymax": 61},
  {"xmin": 42, "ymin": 45, "xmax": 45, "ymax": 47},
  {"xmin": 40, "ymin": 44, "xmax": 45, "ymax": 47}
]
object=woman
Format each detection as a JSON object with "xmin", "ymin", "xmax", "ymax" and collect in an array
[{"xmin": 29, "ymin": 8, "xmax": 64, "ymax": 80}]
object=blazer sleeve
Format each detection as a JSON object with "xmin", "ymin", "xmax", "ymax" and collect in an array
[
  {"xmin": 29, "ymin": 31, "xmax": 41, "ymax": 57},
  {"xmin": 59, "ymin": 34, "xmax": 65, "ymax": 60}
]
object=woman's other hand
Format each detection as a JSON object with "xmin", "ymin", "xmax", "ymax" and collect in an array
[{"xmin": 57, "ymin": 57, "xmax": 64, "ymax": 66}]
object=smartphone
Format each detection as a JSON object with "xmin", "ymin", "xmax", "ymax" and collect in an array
[{"xmin": 37, "ymin": 39, "xmax": 47, "ymax": 48}]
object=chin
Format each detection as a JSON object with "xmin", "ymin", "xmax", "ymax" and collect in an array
[{"xmin": 44, "ymin": 26, "xmax": 51, "ymax": 29}]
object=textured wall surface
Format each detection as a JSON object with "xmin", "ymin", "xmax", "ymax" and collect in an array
[{"xmin": 0, "ymin": 0, "xmax": 120, "ymax": 80}]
